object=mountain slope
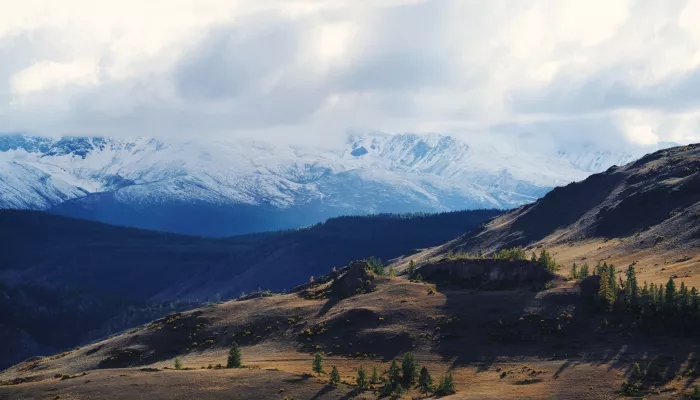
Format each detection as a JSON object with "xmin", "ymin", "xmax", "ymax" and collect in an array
[
  {"xmin": 0, "ymin": 133, "xmax": 636, "ymax": 235},
  {"xmin": 407, "ymin": 143, "xmax": 700, "ymax": 287}
]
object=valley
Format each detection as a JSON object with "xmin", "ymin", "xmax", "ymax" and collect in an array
[{"xmin": 3, "ymin": 144, "xmax": 700, "ymax": 399}]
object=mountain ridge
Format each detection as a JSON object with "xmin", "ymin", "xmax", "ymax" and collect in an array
[{"xmin": 0, "ymin": 132, "xmax": 642, "ymax": 235}]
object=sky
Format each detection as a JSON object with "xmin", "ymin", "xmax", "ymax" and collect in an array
[{"xmin": 0, "ymin": 0, "xmax": 699, "ymax": 149}]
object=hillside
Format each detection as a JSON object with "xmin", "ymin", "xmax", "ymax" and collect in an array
[
  {"xmin": 0, "ymin": 209, "xmax": 497, "ymax": 368},
  {"xmin": 405, "ymin": 143, "xmax": 700, "ymax": 288},
  {"xmin": 0, "ymin": 133, "xmax": 636, "ymax": 236},
  {"xmin": 4, "ymin": 260, "xmax": 700, "ymax": 399}
]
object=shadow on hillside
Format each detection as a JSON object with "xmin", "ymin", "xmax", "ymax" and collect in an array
[{"xmin": 431, "ymin": 283, "xmax": 700, "ymax": 391}]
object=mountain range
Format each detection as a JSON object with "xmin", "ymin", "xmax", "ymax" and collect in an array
[{"xmin": 0, "ymin": 132, "xmax": 645, "ymax": 236}]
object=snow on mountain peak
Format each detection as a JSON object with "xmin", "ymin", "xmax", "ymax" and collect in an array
[{"xmin": 0, "ymin": 132, "xmax": 647, "ymax": 221}]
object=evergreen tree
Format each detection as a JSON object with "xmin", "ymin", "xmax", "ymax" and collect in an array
[
  {"xmin": 418, "ymin": 366, "xmax": 433, "ymax": 392},
  {"xmin": 407, "ymin": 260, "xmax": 416, "ymax": 278},
  {"xmin": 436, "ymin": 371, "xmax": 456, "ymax": 395},
  {"xmin": 388, "ymin": 360, "xmax": 401, "ymax": 387},
  {"xmin": 370, "ymin": 366, "xmax": 380, "ymax": 384},
  {"xmin": 401, "ymin": 352, "xmax": 418, "ymax": 385},
  {"xmin": 329, "ymin": 366, "xmax": 340, "ymax": 386},
  {"xmin": 389, "ymin": 265, "xmax": 397, "ymax": 277},
  {"xmin": 356, "ymin": 366, "xmax": 368, "ymax": 389},
  {"xmin": 641, "ymin": 281, "xmax": 649, "ymax": 298},
  {"xmin": 625, "ymin": 265, "xmax": 639, "ymax": 307},
  {"xmin": 680, "ymin": 282, "xmax": 689, "ymax": 311},
  {"xmin": 580, "ymin": 263, "xmax": 590, "ymax": 279},
  {"xmin": 174, "ymin": 357, "xmax": 183, "ymax": 370},
  {"xmin": 312, "ymin": 352, "xmax": 324, "ymax": 375},
  {"xmin": 227, "ymin": 343, "xmax": 242, "ymax": 368},
  {"xmin": 606, "ymin": 264, "xmax": 617, "ymax": 294},
  {"xmin": 571, "ymin": 263, "xmax": 578, "ymax": 280},
  {"xmin": 537, "ymin": 248, "xmax": 557, "ymax": 272},
  {"xmin": 691, "ymin": 287, "xmax": 700, "ymax": 313},
  {"xmin": 598, "ymin": 267, "xmax": 615, "ymax": 310},
  {"xmin": 665, "ymin": 277, "xmax": 677, "ymax": 312}
]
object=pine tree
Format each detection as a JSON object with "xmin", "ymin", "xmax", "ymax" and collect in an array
[
  {"xmin": 227, "ymin": 343, "xmax": 242, "ymax": 368},
  {"xmin": 418, "ymin": 366, "xmax": 433, "ymax": 392},
  {"xmin": 580, "ymin": 263, "xmax": 590, "ymax": 279},
  {"xmin": 691, "ymin": 287, "xmax": 700, "ymax": 313},
  {"xmin": 312, "ymin": 352, "xmax": 324, "ymax": 375},
  {"xmin": 401, "ymin": 352, "xmax": 418, "ymax": 385},
  {"xmin": 680, "ymin": 282, "xmax": 690, "ymax": 311},
  {"xmin": 625, "ymin": 265, "xmax": 639, "ymax": 307},
  {"xmin": 571, "ymin": 263, "xmax": 578, "ymax": 280},
  {"xmin": 389, "ymin": 265, "xmax": 397, "ymax": 277},
  {"xmin": 370, "ymin": 366, "xmax": 380, "ymax": 384},
  {"xmin": 388, "ymin": 360, "xmax": 401, "ymax": 387},
  {"xmin": 356, "ymin": 366, "xmax": 368, "ymax": 389},
  {"xmin": 329, "ymin": 366, "xmax": 340, "ymax": 386},
  {"xmin": 665, "ymin": 277, "xmax": 677, "ymax": 313},
  {"xmin": 174, "ymin": 357, "xmax": 183, "ymax": 370},
  {"xmin": 641, "ymin": 281, "xmax": 649, "ymax": 298},
  {"xmin": 407, "ymin": 260, "xmax": 416, "ymax": 278}
]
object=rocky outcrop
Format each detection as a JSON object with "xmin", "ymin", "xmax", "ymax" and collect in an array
[
  {"xmin": 329, "ymin": 261, "xmax": 375, "ymax": 298},
  {"xmin": 417, "ymin": 258, "xmax": 554, "ymax": 288}
]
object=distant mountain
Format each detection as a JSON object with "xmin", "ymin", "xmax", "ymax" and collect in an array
[{"xmin": 0, "ymin": 133, "xmax": 640, "ymax": 236}]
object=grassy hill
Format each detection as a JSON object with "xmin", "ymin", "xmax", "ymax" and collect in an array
[{"xmin": 0, "ymin": 209, "xmax": 498, "ymax": 368}]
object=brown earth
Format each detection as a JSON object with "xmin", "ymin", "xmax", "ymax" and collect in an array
[{"xmin": 3, "ymin": 261, "xmax": 700, "ymax": 399}]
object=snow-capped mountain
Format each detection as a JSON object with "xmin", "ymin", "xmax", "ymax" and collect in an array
[{"xmin": 0, "ymin": 132, "xmax": 647, "ymax": 236}]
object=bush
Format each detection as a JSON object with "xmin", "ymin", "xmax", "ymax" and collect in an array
[
  {"xmin": 227, "ymin": 343, "xmax": 242, "ymax": 368},
  {"xmin": 174, "ymin": 357, "xmax": 182, "ymax": 370}
]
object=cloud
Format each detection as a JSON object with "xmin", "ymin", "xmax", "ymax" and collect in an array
[{"xmin": 0, "ymin": 0, "xmax": 699, "ymax": 148}]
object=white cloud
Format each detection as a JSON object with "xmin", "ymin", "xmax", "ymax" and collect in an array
[
  {"xmin": 10, "ymin": 59, "xmax": 100, "ymax": 96},
  {"xmin": 0, "ymin": 0, "xmax": 699, "ymax": 147}
]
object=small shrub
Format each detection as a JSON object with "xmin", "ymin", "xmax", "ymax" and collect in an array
[{"xmin": 174, "ymin": 357, "xmax": 183, "ymax": 370}]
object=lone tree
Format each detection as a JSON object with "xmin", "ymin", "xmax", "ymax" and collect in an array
[
  {"xmin": 356, "ymin": 366, "xmax": 368, "ymax": 389},
  {"xmin": 329, "ymin": 366, "xmax": 340, "ymax": 386},
  {"xmin": 419, "ymin": 366, "xmax": 433, "ymax": 392},
  {"xmin": 174, "ymin": 357, "xmax": 183, "ymax": 370},
  {"xmin": 401, "ymin": 352, "xmax": 418, "ymax": 385},
  {"xmin": 227, "ymin": 343, "xmax": 242, "ymax": 368},
  {"xmin": 312, "ymin": 352, "xmax": 325, "ymax": 375}
]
